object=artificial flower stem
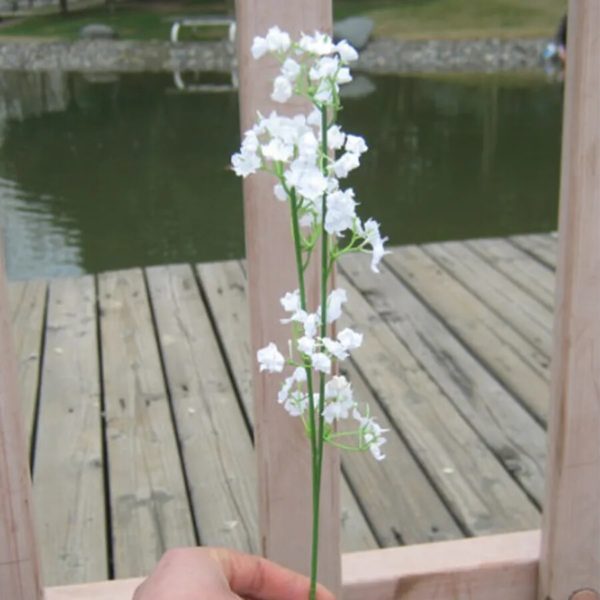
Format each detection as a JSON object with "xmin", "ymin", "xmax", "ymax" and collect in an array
[
  {"xmin": 289, "ymin": 188, "xmax": 321, "ymax": 600},
  {"xmin": 309, "ymin": 104, "xmax": 331, "ymax": 600}
]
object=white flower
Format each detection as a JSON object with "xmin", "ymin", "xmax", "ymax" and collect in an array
[
  {"xmin": 322, "ymin": 337, "xmax": 348, "ymax": 361},
  {"xmin": 257, "ymin": 342, "xmax": 285, "ymax": 373},
  {"xmin": 241, "ymin": 131, "xmax": 260, "ymax": 153},
  {"xmin": 284, "ymin": 391, "xmax": 308, "ymax": 417},
  {"xmin": 354, "ymin": 408, "xmax": 388, "ymax": 461},
  {"xmin": 326, "ymin": 288, "xmax": 347, "ymax": 323},
  {"xmin": 327, "ymin": 125, "xmax": 346, "ymax": 150},
  {"xmin": 332, "ymin": 152, "xmax": 360, "ymax": 178},
  {"xmin": 336, "ymin": 40, "xmax": 359, "ymax": 62},
  {"xmin": 298, "ymin": 336, "xmax": 316, "ymax": 356},
  {"xmin": 345, "ymin": 134, "xmax": 368, "ymax": 155},
  {"xmin": 298, "ymin": 131, "xmax": 319, "ymax": 159},
  {"xmin": 280, "ymin": 290, "xmax": 301, "ymax": 313},
  {"xmin": 274, "ymin": 183, "xmax": 287, "ymax": 201},
  {"xmin": 251, "ymin": 36, "xmax": 268, "ymax": 59},
  {"xmin": 325, "ymin": 189, "xmax": 356, "ymax": 236},
  {"xmin": 314, "ymin": 79, "xmax": 335, "ymax": 104},
  {"xmin": 286, "ymin": 163, "xmax": 328, "ymax": 201},
  {"xmin": 281, "ymin": 57, "xmax": 301, "ymax": 81},
  {"xmin": 262, "ymin": 138, "xmax": 293, "ymax": 162},
  {"xmin": 299, "ymin": 31, "xmax": 335, "ymax": 56},
  {"xmin": 309, "ymin": 56, "xmax": 340, "ymax": 81},
  {"xmin": 338, "ymin": 328, "xmax": 363, "ymax": 351},
  {"xmin": 311, "ymin": 352, "xmax": 331, "ymax": 374},
  {"xmin": 337, "ymin": 67, "xmax": 352, "ymax": 85},
  {"xmin": 360, "ymin": 218, "xmax": 390, "ymax": 273},
  {"xmin": 272, "ymin": 76, "xmax": 293, "ymax": 103},
  {"xmin": 323, "ymin": 376, "xmax": 355, "ymax": 423},
  {"xmin": 307, "ymin": 108, "xmax": 322, "ymax": 129},
  {"xmin": 231, "ymin": 150, "xmax": 261, "ymax": 178},
  {"xmin": 303, "ymin": 313, "xmax": 320, "ymax": 338},
  {"xmin": 278, "ymin": 367, "xmax": 307, "ymax": 405},
  {"xmin": 266, "ymin": 26, "xmax": 291, "ymax": 53}
]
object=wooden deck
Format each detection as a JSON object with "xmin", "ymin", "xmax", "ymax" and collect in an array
[{"xmin": 8, "ymin": 232, "xmax": 557, "ymax": 587}]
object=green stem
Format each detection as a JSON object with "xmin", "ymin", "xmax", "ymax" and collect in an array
[
  {"xmin": 290, "ymin": 189, "xmax": 320, "ymax": 600},
  {"xmin": 309, "ymin": 105, "xmax": 331, "ymax": 600}
]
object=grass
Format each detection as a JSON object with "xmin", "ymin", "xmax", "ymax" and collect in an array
[
  {"xmin": 0, "ymin": 2, "xmax": 230, "ymax": 41},
  {"xmin": 0, "ymin": 0, "xmax": 566, "ymax": 41},
  {"xmin": 337, "ymin": 0, "xmax": 566, "ymax": 40}
]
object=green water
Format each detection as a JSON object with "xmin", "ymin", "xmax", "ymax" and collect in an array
[{"xmin": 0, "ymin": 70, "xmax": 562, "ymax": 280}]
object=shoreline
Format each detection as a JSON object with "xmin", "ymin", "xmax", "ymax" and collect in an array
[{"xmin": 0, "ymin": 36, "xmax": 549, "ymax": 74}]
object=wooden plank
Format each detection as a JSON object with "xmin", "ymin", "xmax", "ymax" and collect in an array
[
  {"xmin": 46, "ymin": 578, "xmax": 142, "ymax": 600},
  {"xmin": 235, "ymin": 0, "xmax": 340, "ymax": 593},
  {"xmin": 196, "ymin": 260, "xmax": 378, "ymax": 553},
  {"xmin": 0, "ymin": 246, "xmax": 43, "ymax": 599},
  {"xmin": 384, "ymin": 246, "xmax": 550, "ymax": 423},
  {"xmin": 339, "ymin": 255, "xmax": 547, "ymax": 505},
  {"xmin": 540, "ymin": 2, "xmax": 600, "ymax": 597},
  {"xmin": 98, "ymin": 269, "xmax": 196, "ymax": 578},
  {"xmin": 46, "ymin": 530, "xmax": 540, "ymax": 600},
  {"xmin": 341, "ymin": 362, "xmax": 463, "ymax": 545},
  {"xmin": 337, "ymin": 263, "xmax": 539, "ymax": 534},
  {"xmin": 146, "ymin": 264, "xmax": 258, "ymax": 552},
  {"xmin": 342, "ymin": 530, "xmax": 539, "ymax": 600},
  {"xmin": 511, "ymin": 234, "xmax": 557, "ymax": 270},
  {"xmin": 423, "ymin": 240, "xmax": 553, "ymax": 357},
  {"xmin": 467, "ymin": 237, "xmax": 555, "ymax": 311},
  {"xmin": 33, "ymin": 276, "xmax": 107, "ymax": 586},
  {"xmin": 8, "ymin": 279, "xmax": 47, "ymax": 449}
]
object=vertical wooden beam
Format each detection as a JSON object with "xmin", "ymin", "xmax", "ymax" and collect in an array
[
  {"xmin": 540, "ymin": 2, "xmax": 600, "ymax": 599},
  {"xmin": 0, "ymin": 240, "xmax": 43, "ymax": 599},
  {"xmin": 234, "ymin": 1, "xmax": 341, "ymax": 596}
]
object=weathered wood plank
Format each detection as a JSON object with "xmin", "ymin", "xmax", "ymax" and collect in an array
[
  {"xmin": 423, "ymin": 240, "xmax": 553, "ymax": 356},
  {"xmin": 343, "ymin": 530, "xmax": 539, "ymax": 600},
  {"xmin": 33, "ymin": 276, "xmax": 107, "ymax": 586},
  {"xmin": 467, "ymin": 237, "xmax": 555, "ymax": 311},
  {"xmin": 511, "ymin": 234, "xmax": 557, "ymax": 270},
  {"xmin": 341, "ymin": 362, "xmax": 463, "ymax": 545},
  {"xmin": 540, "ymin": 2, "xmax": 600, "ymax": 597},
  {"xmin": 339, "ymin": 256, "xmax": 546, "ymax": 504},
  {"xmin": 146, "ymin": 264, "xmax": 258, "ymax": 552},
  {"xmin": 98, "ymin": 269, "xmax": 196, "ymax": 578},
  {"xmin": 196, "ymin": 260, "xmax": 377, "ymax": 552},
  {"xmin": 337, "ymin": 262, "xmax": 539, "ymax": 535},
  {"xmin": 384, "ymin": 246, "xmax": 549, "ymax": 423},
  {"xmin": 0, "ymin": 245, "xmax": 43, "ymax": 599},
  {"xmin": 8, "ymin": 279, "xmax": 47, "ymax": 447}
]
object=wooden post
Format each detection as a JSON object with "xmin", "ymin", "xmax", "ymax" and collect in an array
[
  {"xmin": 539, "ymin": 2, "xmax": 600, "ymax": 599},
  {"xmin": 0, "ymin": 239, "xmax": 43, "ymax": 599},
  {"xmin": 234, "ymin": 1, "xmax": 341, "ymax": 596}
]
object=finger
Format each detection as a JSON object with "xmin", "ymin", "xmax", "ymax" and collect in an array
[{"xmin": 211, "ymin": 548, "xmax": 335, "ymax": 600}]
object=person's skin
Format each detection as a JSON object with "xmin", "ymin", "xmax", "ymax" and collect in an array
[{"xmin": 133, "ymin": 547, "xmax": 336, "ymax": 600}]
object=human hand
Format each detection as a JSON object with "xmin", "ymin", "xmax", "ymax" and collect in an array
[{"xmin": 133, "ymin": 547, "xmax": 336, "ymax": 600}]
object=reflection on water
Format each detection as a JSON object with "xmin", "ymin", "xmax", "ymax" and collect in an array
[{"xmin": 0, "ymin": 70, "xmax": 562, "ymax": 280}]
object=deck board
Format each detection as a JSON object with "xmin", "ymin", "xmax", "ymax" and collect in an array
[
  {"xmin": 7, "ymin": 233, "xmax": 557, "ymax": 586},
  {"xmin": 8, "ymin": 278, "xmax": 47, "ymax": 447},
  {"xmin": 385, "ymin": 246, "xmax": 550, "ymax": 423},
  {"xmin": 32, "ymin": 276, "xmax": 107, "ymax": 586},
  {"xmin": 146, "ymin": 264, "xmax": 258, "ymax": 553},
  {"xmin": 98, "ymin": 269, "xmax": 196, "ymax": 578}
]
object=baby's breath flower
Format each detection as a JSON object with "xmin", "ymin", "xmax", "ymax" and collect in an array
[{"xmin": 257, "ymin": 343, "xmax": 285, "ymax": 373}]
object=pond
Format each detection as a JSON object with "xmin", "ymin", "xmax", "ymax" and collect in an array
[{"xmin": 0, "ymin": 70, "xmax": 562, "ymax": 280}]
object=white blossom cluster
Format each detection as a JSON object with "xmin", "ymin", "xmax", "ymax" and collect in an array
[{"xmin": 232, "ymin": 28, "xmax": 388, "ymax": 461}]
